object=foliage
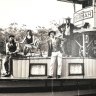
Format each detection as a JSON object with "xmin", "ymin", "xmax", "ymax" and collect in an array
[
  {"xmin": 0, "ymin": 20, "xmax": 61, "ymax": 54},
  {"xmin": 36, "ymin": 28, "xmax": 49, "ymax": 52}
]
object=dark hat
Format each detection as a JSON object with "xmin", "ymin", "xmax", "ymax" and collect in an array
[
  {"xmin": 65, "ymin": 17, "xmax": 71, "ymax": 20},
  {"xmin": 9, "ymin": 35, "xmax": 15, "ymax": 38},
  {"xmin": 48, "ymin": 31, "xmax": 56, "ymax": 36}
]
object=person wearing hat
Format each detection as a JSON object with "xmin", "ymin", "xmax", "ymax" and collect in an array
[
  {"xmin": 58, "ymin": 17, "xmax": 81, "ymax": 57},
  {"xmin": 2, "ymin": 35, "xmax": 19, "ymax": 77},
  {"xmin": 47, "ymin": 31, "xmax": 56, "ymax": 57},
  {"xmin": 47, "ymin": 30, "xmax": 65, "ymax": 78}
]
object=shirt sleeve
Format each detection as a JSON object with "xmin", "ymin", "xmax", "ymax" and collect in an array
[
  {"xmin": 73, "ymin": 24, "xmax": 81, "ymax": 30},
  {"xmin": 16, "ymin": 42, "xmax": 19, "ymax": 52},
  {"xmin": 6, "ymin": 43, "xmax": 9, "ymax": 54}
]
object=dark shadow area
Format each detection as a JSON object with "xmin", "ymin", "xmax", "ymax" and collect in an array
[
  {"xmin": 0, "ymin": 85, "xmax": 96, "ymax": 93},
  {"xmin": 76, "ymin": 94, "xmax": 96, "ymax": 96}
]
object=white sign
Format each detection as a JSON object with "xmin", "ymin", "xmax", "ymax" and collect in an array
[
  {"xmin": 74, "ymin": 10, "xmax": 93, "ymax": 23},
  {"xmin": 31, "ymin": 65, "xmax": 46, "ymax": 75},
  {"xmin": 70, "ymin": 64, "xmax": 82, "ymax": 74}
]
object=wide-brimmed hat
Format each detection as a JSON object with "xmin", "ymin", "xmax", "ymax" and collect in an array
[
  {"xmin": 65, "ymin": 17, "xmax": 71, "ymax": 20},
  {"xmin": 48, "ymin": 31, "xmax": 56, "ymax": 36},
  {"xmin": 9, "ymin": 35, "xmax": 15, "ymax": 38}
]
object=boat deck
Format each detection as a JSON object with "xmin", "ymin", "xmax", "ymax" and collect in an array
[{"xmin": 0, "ymin": 76, "xmax": 96, "ymax": 80}]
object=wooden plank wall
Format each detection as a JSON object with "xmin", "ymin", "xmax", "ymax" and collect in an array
[
  {"xmin": 12, "ymin": 58, "xmax": 96, "ymax": 79},
  {"xmin": 13, "ymin": 59, "xmax": 29, "ymax": 78},
  {"xmin": 62, "ymin": 58, "xmax": 84, "ymax": 78},
  {"xmin": 84, "ymin": 58, "xmax": 96, "ymax": 78}
]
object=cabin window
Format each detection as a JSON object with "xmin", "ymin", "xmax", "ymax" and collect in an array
[
  {"xmin": 68, "ymin": 63, "xmax": 84, "ymax": 76},
  {"xmin": 29, "ymin": 63, "xmax": 47, "ymax": 76},
  {"xmin": 82, "ymin": 0, "xmax": 93, "ymax": 8}
]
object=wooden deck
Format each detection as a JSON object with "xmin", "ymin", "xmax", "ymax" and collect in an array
[
  {"xmin": 0, "ymin": 57, "xmax": 96, "ymax": 91},
  {"xmin": 0, "ymin": 76, "xmax": 96, "ymax": 94}
]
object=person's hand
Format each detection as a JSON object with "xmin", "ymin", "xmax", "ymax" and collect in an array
[
  {"xmin": 7, "ymin": 52, "xmax": 12, "ymax": 55},
  {"xmin": 11, "ymin": 51, "xmax": 18, "ymax": 55},
  {"xmin": 20, "ymin": 41, "xmax": 23, "ymax": 44},
  {"xmin": 30, "ymin": 43, "xmax": 34, "ymax": 45}
]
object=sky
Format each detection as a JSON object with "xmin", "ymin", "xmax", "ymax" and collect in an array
[{"xmin": 0, "ymin": 0, "xmax": 81, "ymax": 29}]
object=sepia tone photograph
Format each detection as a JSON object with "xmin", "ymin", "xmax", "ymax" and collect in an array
[{"xmin": 0, "ymin": 0, "xmax": 96, "ymax": 96}]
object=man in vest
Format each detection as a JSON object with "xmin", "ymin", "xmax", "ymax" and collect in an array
[
  {"xmin": 58, "ymin": 17, "xmax": 81, "ymax": 57},
  {"xmin": 3, "ymin": 35, "xmax": 19, "ymax": 77},
  {"xmin": 47, "ymin": 31, "xmax": 65, "ymax": 78}
]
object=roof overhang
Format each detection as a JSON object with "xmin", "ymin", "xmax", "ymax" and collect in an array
[{"xmin": 57, "ymin": 0, "xmax": 85, "ymax": 4}]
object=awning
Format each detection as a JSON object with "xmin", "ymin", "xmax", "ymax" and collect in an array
[{"xmin": 57, "ymin": 0, "xmax": 85, "ymax": 4}]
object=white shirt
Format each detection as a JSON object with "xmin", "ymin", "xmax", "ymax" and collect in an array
[{"xmin": 65, "ymin": 25, "xmax": 70, "ymax": 36}]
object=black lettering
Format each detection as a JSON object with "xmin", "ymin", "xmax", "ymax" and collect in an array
[{"xmin": 88, "ymin": 11, "xmax": 92, "ymax": 17}]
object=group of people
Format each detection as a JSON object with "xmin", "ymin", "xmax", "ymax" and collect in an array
[
  {"xmin": 2, "ymin": 17, "xmax": 84, "ymax": 78},
  {"xmin": 46, "ymin": 17, "xmax": 84, "ymax": 78},
  {"xmin": 2, "ymin": 30, "xmax": 37, "ymax": 77}
]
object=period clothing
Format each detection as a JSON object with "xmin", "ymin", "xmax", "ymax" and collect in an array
[
  {"xmin": 48, "ymin": 32, "xmax": 63, "ymax": 78},
  {"xmin": 58, "ymin": 22, "xmax": 81, "ymax": 56},
  {"xmin": 3, "ymin": 37, "xmax": 19, "ymax": 77}
]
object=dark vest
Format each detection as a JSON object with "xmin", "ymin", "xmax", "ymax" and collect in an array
[
  {"xmin": 8, "ymin": 42, "xmax": 17, "ymax": 52},
  {"xmin": 47, "ymin": 38, "xmax": 62, "ymax": 57},
  {"xmin": 26, "ymin": 36, "xmax": 33, "ymax": 44}
]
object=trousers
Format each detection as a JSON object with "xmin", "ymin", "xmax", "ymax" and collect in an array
[
  {"xmin": 48, "ymin": 51, "xmax": 63, "ymax": 76},
  {"xmin": 4, "ymin": 55, "xmax": 13, "ymax": 75}
]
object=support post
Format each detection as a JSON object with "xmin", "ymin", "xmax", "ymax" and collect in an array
[{"xmin": 82, "ymin": 33, "xmax": 86, "ymax": 57}]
